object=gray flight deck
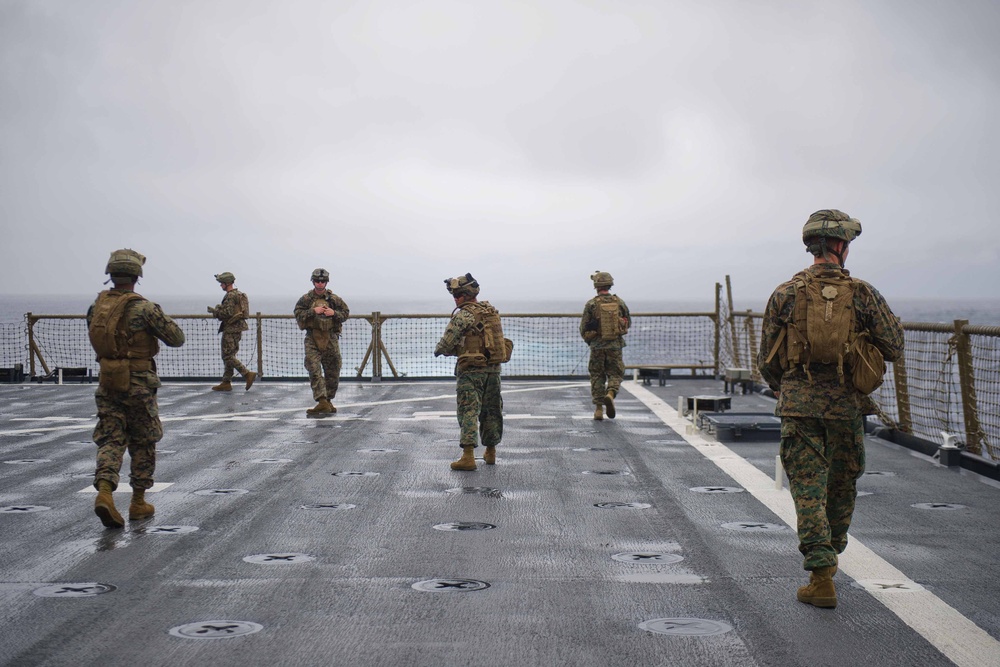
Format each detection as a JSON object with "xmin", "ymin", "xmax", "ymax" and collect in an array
[{"xmin": 1, "ymin": 379, "xmax": 998, "ymax": 667}]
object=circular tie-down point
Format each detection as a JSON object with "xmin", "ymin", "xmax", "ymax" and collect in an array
[
  {"xmin": 4, "ymin": 459, "xmax": 53, "ymax": 465},
  {"xmin": 594, "ymin": 502, "xmax": 652, "ymax": 510},
  {"xmin": 243, "ymin": 553, "xmax": 316, "ymax": 564},
  {"xmin": 140, "ymin": 525, "xmax": 200, "ymax": 535},
  {"xmin": 250, "ymin": 458, "xmax": 293, "ymax": 464},
  {"xmin": 690, "ymin": 486, "xmax": 745, "ymax": 494},
  {"xmin": 194, "ymin": 489, "xmax": 250, "ymax": 496},
  {"xmin": 639, "ymin": 618, "xmax": 733, "ymax": 637},
  {"xmin": 169, "ymin": 620, "xmax": 264, "ymax": 639},
  {"xmin": 583, "ymin": 470, "xmax": 631, "ymax": 476},
  {"xmin": 721, "ymin": 521, "xmax": 787, "ymax": 532},
  {"xmin": 357, "ymin": 448, "xmax": 400, "ymax": 453},
  {"xmin": 285, "ymin": 440, "xmax": 316, "ymax": 445},
  {"xmin": 332, "ymin": 471, "xmax": 380, "ymax": 477},
  {"xmin": 570, "ymin": 447, "xmax": 611, "ymax": 452},
  {"xmin": 612, "ymin": 552, "xmax": 684, "ymax": 565},
  {"xmin": 851, "ymin": 579, "xmax": 926, "ymax": 593},
  {"xmin": 0, "ymin": 505, "xmax": 51, "ymax": 514},
  {"xmin": 300, "ymin": 503, "xmax": 356, "ymax": 510},
  {"xmin": 33, "ymin": 582, "xmax": 117, "ymax": 598},
  {"xmin": 445, "ymin": 487, "xmax": 503, "ymax": 498},
  {"xmin": 411, "ymin": 578, "xmax": 490, "ymax": 593},
  {"xmin": 863, "ymin": 471, "xmax": 896, "ymax": 477},
  {"xmin": 433, "ymin": 521, "xmax": 497, "ymax": 532},
  {"xmin": 911, "ymin": 502, "xmax": 967, "ymax": 511}
]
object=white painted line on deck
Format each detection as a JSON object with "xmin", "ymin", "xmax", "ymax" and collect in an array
[
  {"xmin": 77, "ymin": 482, "xmax": 174, "ymax": 494},
  {"xmin": 622, "ymin": 381, "xmax": 1000, "ymax": 667}
]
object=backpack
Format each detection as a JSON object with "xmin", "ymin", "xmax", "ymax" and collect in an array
[
  {"xmin": 597, "ymin": 298, "xmax": 628, "ymax": 341},
  {"xmin": 459, "ymin": 302, "xmax": 513, "ymax": 367},
  {"xmin": 88, "ymin": 291, "xmax": 145, "ymax": 392}
]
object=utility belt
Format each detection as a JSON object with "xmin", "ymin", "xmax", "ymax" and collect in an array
[{"xmin": 97, "ymin": 357, "xmax": 154, "ymax": 392}]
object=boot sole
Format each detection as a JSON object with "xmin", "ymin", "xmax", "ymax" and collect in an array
[
  {"xmin": 94, "ymin": 504, "xmax": 124, "ymax": 529},
  {"xmin": 604, "ymin": 397, "xmax": 616, "ymax": 419},
  {"xmin": 797, "ymin": 593, "xmax": 837, "ymax": 608}
]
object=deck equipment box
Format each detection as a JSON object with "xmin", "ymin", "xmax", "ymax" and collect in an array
[{"xmin": 699, "ymin": 412, "xmax": 781, "ymax": 442}]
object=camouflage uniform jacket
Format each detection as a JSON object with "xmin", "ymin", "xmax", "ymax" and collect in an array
[
  {"xmin": 435, "ymin": 302, "xmax": 501, "ymax": 376},
  {"xmin": 580, "ymin": 294, "xmax": 631, "ymax": 350},
  {"xmin": 294, "ymin": 290, "xmax": 350, "ymax": 336},
  {"xmin": 757, "ymin": 263, "xmax": 904, "ymax": 420},
  {"xmin": 213, "ymin": 289, "xmax": 249, "ymax": 334},
  {"xmin": 87, "ymin": 290, "xmax": 186, "ymax": 389}
]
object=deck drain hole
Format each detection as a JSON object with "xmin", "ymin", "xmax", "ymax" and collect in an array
[
  {"xmin": 194, "ymin": 489, "xmax": 249, "ymax": 496},
  {"xmin": 243, "ymin": 553, "xmax": 316, "ymax": 564},
  {"xmin": 433, "ymin": 522, "xmax": 497, "ymax": 531},
  {"xmin": 721, "ymin": 522, "xmax": 787, "ymax": 532},
  {"xmin": 571, "ymin": 447, "xmax": 611, "ymax": 452},
  {"xmin": 332, "ymin": 471, "xmax": 380, "ymax": 477},
  {"xmin": 851, "ymin": 579, "xmax": 925, "ymax": 593},
  {"xmin": 594, "ymin": 502, "xmax": 651, "ymax": 509},
  {"xmin": 911, "ymin": 502, "xmax": 966, "ymax": 510},
  {"xmin": 583, "ymin": 470, "xmax": 631, "ymax": 476},
  {"xmin": 690, "ymin": 486, "xmax": 745, "ymax": 494},
  {"xmin": 639, "ymin": 618, "xmax": 732, "ymax": 636},
  {"xmin": 357, "ymin": 448, "xmax": 400, "ymax": 453},
  {"xmin": 4, "ymin": 459, "xmax": 52, "ymax": 464},
  {"xmin": 411, "ymin": 579, "xmax": 490, "ymax": 593},
  {"xmin": 250, "ymin": 458, "xmax": 292, "ymax": 464},
  {"xmin": 445, "ymin": 487, "xmax": 503, "ymax": 497},
  {"xmin": 141, "ymin": 525, "xmax": 199, "ymax": 535},
  {"xmin": 34, "ymin": 583, "xmax": 117, "ymax": 597},
  {"xmin": 169, "ymin": 620, "xmax": 264, "ymax": 639},
  {"xmin": 611, "ymin": 552, "xmax": 684, "ymax": 564},
  {"xmin": 0, "ymin": 505, "xmax": 50, "ymax": 513},
  {"xmin": 300, "ymin": 503, "xmax": 356, "ymax": 510}
]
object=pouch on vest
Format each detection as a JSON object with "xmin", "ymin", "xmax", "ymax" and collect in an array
[
  {"xmin": 598, "ymin": 300, "xmax": 625, "ymax": 341},
  {"xmin": 847, "ymin": 332, "xmax": 886, "ymax": 394},
  {"xmin": 98, "ymin": 358, "xmax": 131, "ymax": 393}
]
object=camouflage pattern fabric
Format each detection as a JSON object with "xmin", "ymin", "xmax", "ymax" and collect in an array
[
  {"xmin": 588, "ymin": 349, "xmax": 625, "ymax": 405},
  {"xmin": 305, "ymin": 335, "xmax": 342, "ymax": 401},
  {"xmin": 757, "ymin": 263, "xmax": 904, "ymax": 420},
  {"xmin": 214, "ymin": 288, "xmax": 249, "ymax": 333},
  {"xmin": 93, "ymin": 385, "xmax": 161, "ymax": 490},
  {"xmin": 436, "ymin": 300, "xmax": 503, "ymax": 449},
  {"xmin": 221, "ymin": 331, "xmax": 250, "ymax": 381},
  {"xmin": 579, "ymin": 294, "xmax": 631, "ymax": 350},
  {"xmin": 780, "ymin": 416, "xmax": 865, "ymax": 570},
  {"xmin": 456, "ymin": 371, "xmax": 503, "ymax": 447},
  {"xmin": 294, "ymin": 289, "xmax": 350, "ymax": 334},
  {"xmin": 87, "ymin": 290, "xmax": 184, "ymax": 491}
]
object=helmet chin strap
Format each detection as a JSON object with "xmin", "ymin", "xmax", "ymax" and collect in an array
[{"xmin": 820, "ymin": 238, "xmax": 846, "ymax": 268}]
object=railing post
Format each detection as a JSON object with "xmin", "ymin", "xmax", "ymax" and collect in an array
[
  {"xmin": 255, "ymin": 312, "xmax": 263, "ymax": 377},
  {"xmin": 725, "ymin": 275, "xmax": 741, "ymax": 367},
  {"xmin": 26, "ymin": 313, "xmax": 35, "ymax": 378},
  {"xmin": 713, "ymin": 283, "xmax": 721, "ymax": 377},
  {"xmin": 953, "ymin": 319, "xmax": 982, "ymax": 455},
  {"xmin": 745, "ymin": 310, "xmax": 758, "ymax": 381},
  {"xmin": 372, "ymin": 311, "xmax": 382, "ymax": 382},
  {"xmin": 892, "ymin": 351, "xmax": 912, "ymax": 434}
]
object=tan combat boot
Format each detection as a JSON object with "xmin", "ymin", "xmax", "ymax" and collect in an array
[
  {"xmin": 94, "ymin": 480, "xmax": 124, "ymax": 529},
  {"xmin": 129, "ymin": 488, "xmax": 155, "ymax": 520},
  {"xmin": 483, "ymin": 446, "xmax": 497, "ymax": 465},
  {"xmin": 244, "ymin": 371, "xmax": 257, "ymax": 391},
  {"xmin": 797, "ymin": 566, "xmax": 838, "ymax": 608},
  {"xmin": 593, "ymin": 404, "xmax": 604, "ymax": 420},
  {"xmin": 306, "ymin": 397, "xmax": 336, "ymax": 417},
  {"xmin": 450, "ymin": 445, "xmax": 477, "ymax": 471},
  {"xmin": 211, "ymin": 380, "xmax": 233, "ymax": 392},
  {"xmin": 604, "ymin": 390, "xmax": 616, "ymax": 419}
]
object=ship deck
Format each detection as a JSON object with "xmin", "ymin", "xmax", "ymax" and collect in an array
[{"xmin": 1, "ymin": 378, "xmax": 998, "ymax": 667}]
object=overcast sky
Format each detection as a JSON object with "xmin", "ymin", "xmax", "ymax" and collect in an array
[{"xmin": 2, "ymin": 0, "xmax": 998, "ymax": 307}]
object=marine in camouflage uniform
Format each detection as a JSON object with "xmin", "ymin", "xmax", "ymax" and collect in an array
[
  {"xmin": 434, "ymin": 273, "xmax": 503, "ymax": 471},
  {"xmin": 757, "ymin": 210, "xmax": 903, "ymax": 608},
  {"xmin": 294, "ymin": 268, "xmax": 350, "ymax": 416},
  {"xmin": 580, "ymin": 271, "xmax": 631, "ymax": 420},
  {"xmin": 88, "ymin": 249, "xmax": 185, "ymax": 529},
  {"xmin": 208, "ymin": 272, "xmax": 256, "ymax": 391}
]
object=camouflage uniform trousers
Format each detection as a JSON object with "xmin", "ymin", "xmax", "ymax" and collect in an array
[
  {"xmin": 456, "ymin": 371, "xmax": 503, "ymax": 448},
  {"xmin": 779, "ymin": 415, "xmax": 865, "ymax": 570},
  {"xmin": 305, "ymin": 334, "xmax": 342, "ymax": 401},
  {"xmin": 92, "ymin": 385, "xmax": 163, "ymax": 491},
  {"xmin": 221, "ymin": 331, "xmax": 250, "ymax": 381},
  {"xmin": 588, "ymin": 348, "xmax": 625, "ymax": 405}
]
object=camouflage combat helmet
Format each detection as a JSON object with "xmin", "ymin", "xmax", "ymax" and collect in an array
[
  {"xmin": 591, "ymin": 271, "xmax": 614, "ymax": 289},
  {"xmin": 444, "ymin": 273, "xmax": 480, "ymax": 298},
  {"xmin": 802, "ymin": 210, "xmax": 862, "ymax": 245},
  {"xmin": 311, "ymin": 268, "xmax": 330, "ymax": 283},
  {"xmin": 215, "ymin": 272, "xmax": 235, "ymax": 285},
  {"xmin": 105, "ymin": 248, "xmax": 145, "ymax": 277}
]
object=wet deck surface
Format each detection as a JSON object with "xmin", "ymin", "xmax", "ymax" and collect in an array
[{"xmin": 1, "ymin": 378, "xmax": 998, "ymax": 667}]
